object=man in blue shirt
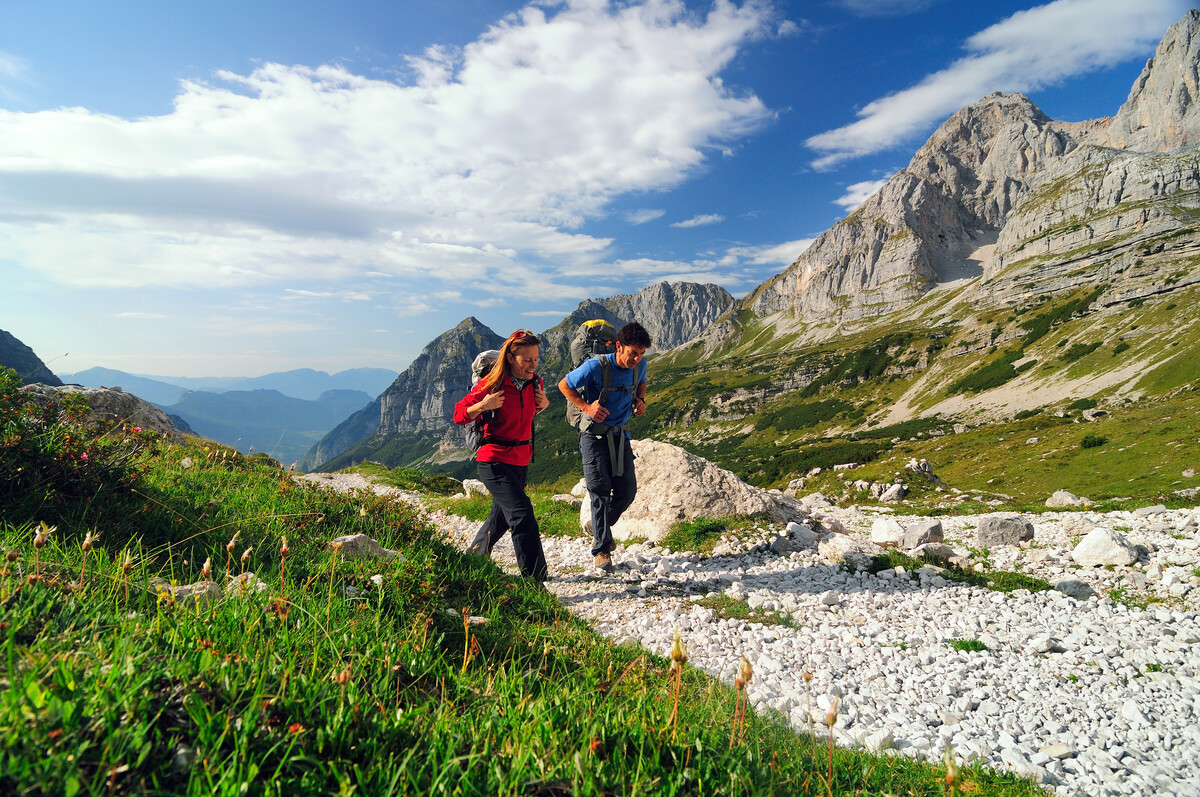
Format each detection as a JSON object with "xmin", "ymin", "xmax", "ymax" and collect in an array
[{"xmin": 558, "ymin": 322, "xmax": 651, "ymax": 572}]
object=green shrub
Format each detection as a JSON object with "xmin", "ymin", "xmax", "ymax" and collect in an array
[
  {"xmin": 1013, "ymin": 408, "xmax": 1044, "ymax": 421},
  {"xmin": 1113, "ymin": 341, "xmax": 1131, "ymax": 356},
  {"xmin": 0, "ymin": 368, "xmax": 160, "ymax": 528},
  {"xmin": 1081, "ymin": 434, "xmax": 1108, "ymax": 449},
  {"xmin": 1060, "ymin": 342, "xmax": 1102, "ymax": 362},
  {"xmin": 1067, "ymin": 398, "xmax": 1098, "ymax": 411},
  {"xmin": 947, "ymin": 349, "xmax": 1023, "ymax": 395}
]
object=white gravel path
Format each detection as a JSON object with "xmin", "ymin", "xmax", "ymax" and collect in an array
[{"xmin": 297, "ymin": 473, "xmax": 1200, "ymax": 797}]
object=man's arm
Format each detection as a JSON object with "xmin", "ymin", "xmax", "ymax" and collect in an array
[{"xmin": 558, "ymin": 376, "xmax": 609, "ymax": 422}]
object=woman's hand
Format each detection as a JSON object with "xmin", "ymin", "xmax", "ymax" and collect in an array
[
  {"xmin": 475, "ymin": 390, "xmax": 505, "ymax": 415},
  {"xmin": 533, "ymin": 385, "xmax": 549, "ymax": 411}
]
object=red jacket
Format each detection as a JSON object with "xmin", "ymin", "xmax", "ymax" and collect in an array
[{"xmin": 453, "ymin": 374, "xmax": 543, "ymax": 466}]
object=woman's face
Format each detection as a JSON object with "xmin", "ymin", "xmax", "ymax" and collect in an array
[{"xmin": 508, "ymin": 344, "xmax": 539, "ymax": 381}]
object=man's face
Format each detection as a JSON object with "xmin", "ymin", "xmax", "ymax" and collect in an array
[{"xmin": 615, "ymin": 342, "xmax": 647, "ymax": 370}]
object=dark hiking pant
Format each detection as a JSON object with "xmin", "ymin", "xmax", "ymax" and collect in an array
[
  {"xmin": 580, "ymin": 433, "xmax": 636, "ymax": 557},
  {"xmin": 472, "ymin": 461, "xmax": 547, "ymax": 580}
]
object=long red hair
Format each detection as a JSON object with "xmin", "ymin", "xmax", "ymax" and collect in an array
[{"xmin": 480, "ymin": 330, "xmax": 539, "ymax": 393}]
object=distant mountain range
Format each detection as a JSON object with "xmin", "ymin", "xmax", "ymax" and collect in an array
[{"xmin": 58, "ymin": 367, "xmax": 398, "ymax": 404}]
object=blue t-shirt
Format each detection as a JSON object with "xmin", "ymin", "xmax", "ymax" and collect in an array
[{"xmin": 565, "ymin": 354, "xmax": 647, "ymax": 429}]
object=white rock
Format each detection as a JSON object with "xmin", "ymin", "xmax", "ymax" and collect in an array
[{"xmin": 1071, "ymin": 527, "xmax": 1139, "ymax": 566}]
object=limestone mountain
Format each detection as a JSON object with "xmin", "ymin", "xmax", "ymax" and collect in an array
[
  {"xmin": 638, "ymin": 11, "xmax": 1200, "ymax": 492},
  {"xmin": 726, "ymin": 10, "xmax": 1200, "ymax": 344},
  {"xmin": 307, "ymin": 281, "xmax": 733, "ymax": 474},
  {"xmin": 0, "ymin": 330, "xmax": 63, "ymax": 386}
]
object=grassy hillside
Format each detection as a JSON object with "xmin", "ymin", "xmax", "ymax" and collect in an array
[
  {"xmin": 639, "ymin": 281, "xmax": 1200, "ymax": 506},
  {"xmin": 0, "ymin": 367, "xmax": 1045, "ymax": 795}
]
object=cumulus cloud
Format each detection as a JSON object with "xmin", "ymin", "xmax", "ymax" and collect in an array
[
  {"xmin": 0, "ymin": 0, "xmax": 780, "ymax": 305},
  {"xmin": 671, "ymin": 213, "xmax": 725, "ymax": 228},
  {"xmin": 833, "ymin": 178, "xmax": 891, "ymax": 211},
  {"xmin": 807, "ymin": 0, "xmax": 1189, "ymax": 168}
]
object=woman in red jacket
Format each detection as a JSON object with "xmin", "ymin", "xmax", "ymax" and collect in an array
[{"xmin": 453, "ymin": 329, "xmax": 550, "ymax": 580}]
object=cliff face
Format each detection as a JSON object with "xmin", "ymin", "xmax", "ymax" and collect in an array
[
  {"xmin": 377, "ymin": 318, "xmax": 505, "ymax": 436},
  {"xmin": 303, "ymin": 281, "xmax": 734, "ymax": 470},
  {"xmin": 0, "ymin": 330, "xmax": 63, "ymax": 386},
  {"xmin": 743, "ymin": 10, "xmax": 1200, "ymax": 330}
]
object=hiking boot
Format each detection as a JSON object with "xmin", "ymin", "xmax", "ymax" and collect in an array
[{"xmin": 594, "ymin": 552, "xmax": 613, "ymax": 572}]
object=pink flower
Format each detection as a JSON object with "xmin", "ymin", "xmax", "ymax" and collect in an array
[
  {"xmin": 131, "ymin": 427, "xmax": 142, "ymax": 432},
  {"xmin": 80, "ymin": 453, "xmax": 88, "ymax": 460}
]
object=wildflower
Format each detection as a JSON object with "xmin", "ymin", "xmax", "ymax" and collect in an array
[
  {"xmin": 825, "ymin": 696, "xmax": 840, "ymax": 727},
  {"xmin": 33, "ymin": 522, "xmax": 54, "ymax": 549},
  {"xmin": 738, "ymin": 655, "xmax": 753, "ymax": 686},
  {"xmin": 671, "ymin": 630, "xmax": 689, "ymax": 671},
  {"xmin": 226, "ymin": 531, "xmax": 240, "ymax": 553},
  {"xmin": 359, "ymin": 506, "xmax": 368, "ymax": 517},
  {"xmin": 131, "ymin": 427, "xmax": 142, "ymax": 433},
  {"xmin": 82, "ymin": 531, "xmax": 97, "ymax": 551},
  {"xmin": 332, "ymin": 668, "xmax": 351, "ymax": 686},
  {"xmin": 280, "ymin": 537, "xmax": 289, "ymax": 558},
  {"xmin": 79, "ymin": 453, "xmax": 88, "ymax": 460},
  {"xmin": 944, "ymin": 743, "xmax": 960, "ymax": 794},
  {"xmin": 240, "ymin": 547, "xmax": 253, "ymax": 569},
  {"xmin": 122, "ymin": 550, "xmax": 134, "ymax": 576},
  {"xmin": 201, "ymin": 557, "xmax": 212, "ymax": 580}
]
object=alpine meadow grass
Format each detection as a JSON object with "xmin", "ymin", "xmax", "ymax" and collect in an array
[{"xmin": 0, "ymin": 368, "xmax": 1047, "ymax": 796}]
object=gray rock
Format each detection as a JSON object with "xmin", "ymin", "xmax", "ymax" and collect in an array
[
  {"xmin": 551, "ymin": 494, "xmax": 583, "ymax": 509},
  {"xmin": 1053, "ymin": 579, "xmax": 1097, "ymax": 600},
  {"xmin": 818, "ymin": 533, "xmax": 885, "ymax": 570},
  {"xmin": 329, "ymin": 533, "xmax": 400, "ymax": 561},
  {"xmin": 1136, "ymin": 504, "xmax": 1169, "ymax": 517},
  {"xmin": 899, "ymin": 519, "xmax": 944, "ymax": 549},
  {"xmin": 910, "ymin": 542, "xmax": 957, "ymax": 564},
  {"xmin": 1046, "ymin": 490, "xmax": 1091, "ymax": 508},
  {"xmin": 20, "ymin": 383, "xmax": 184, "ymax": 441},
  {"xmin": 975, "ymin": 515, "xmax": 1035, "ymax": 548},
  {"xmin": 462, "ymin": 479, "xmax": 489, "ymax": 498},
  {"xmin": 879, "ymin": 483, "xmax": 907, "ymax": 503}
]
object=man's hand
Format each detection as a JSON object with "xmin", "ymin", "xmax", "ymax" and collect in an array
[
  {"xmin": 586, "ymin": 401, "xmax": 609, "ymax": 422},
  {"xmin": 633, "ymin": 397, "xmax": 646, "ymax": 417}
]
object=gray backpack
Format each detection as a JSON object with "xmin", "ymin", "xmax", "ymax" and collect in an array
[{"xmin": 465, "ymin": 350, "xmax": 499, "ymax": 452}]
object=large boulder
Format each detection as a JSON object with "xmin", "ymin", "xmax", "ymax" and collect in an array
[
  {"xmin": 20, "ymin": 384, "xmax": 184, "ymax": 441},
  {"xmin": 580, "ymin": 438, "xmax": 807, "ymax": 543}
]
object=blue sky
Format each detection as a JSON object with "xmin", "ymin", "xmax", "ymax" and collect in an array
[{"xmin": 1, "ymin": 0, "xmax": 1192, "ymax": 378}]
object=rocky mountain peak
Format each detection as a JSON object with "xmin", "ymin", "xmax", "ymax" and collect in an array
[
  {"xmin": 0, "ymin": 330, "xmax": 63, "ymax": 386},
  {"xmin": 1103, "ymin": 9, "xmax": 1200, "ymax": 152}
]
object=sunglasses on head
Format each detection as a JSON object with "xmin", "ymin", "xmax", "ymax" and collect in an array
[{"xmin": 509, "ymin": 329, "xmax": 537, "ymax": 341}]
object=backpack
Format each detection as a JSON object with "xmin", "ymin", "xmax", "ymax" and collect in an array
[
  {"xmin": 565, "ymin": 320, "xmax": 622, "ymax": 435},
  {"xmin": 465, "ymin": 350, "xmax": 499, "ymax": 452}
]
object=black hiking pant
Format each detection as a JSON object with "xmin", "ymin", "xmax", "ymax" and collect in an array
[
  {"xmin": 581, "ymin": 433, "xmax": 636, "ymax": 557},
  {"xmin": 472, "ymin": 461, "xmax": 547, "ymax": 580}
]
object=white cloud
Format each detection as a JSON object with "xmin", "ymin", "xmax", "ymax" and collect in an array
[
  {"xmin": 0, "ymin": 0, "xmax": 779, "ymax": 298},
  {"xmin": 734, "ymin": 238, "xmax": 815, "ymax": 265},
  {"xmin": 625, "ymin": 208, "xmax": 666, "ymax": 225},
  {"xmin": 521, "ymin": 309, "xmax": 573, "ymax": 317},
  {"xmin": 0, "ymin": 51, "xmax": 31, "ymax": 101},
  {"xmin": 833, "ymin": 178, "xmax": 891, "ymax": 210},
  {"xmin": 671, "ymin": 213, "xmax": 725, "ymax": 228},
  {"xmin": 807, "ymin": 0, "xmax": 1190, "ymax": 168}
]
